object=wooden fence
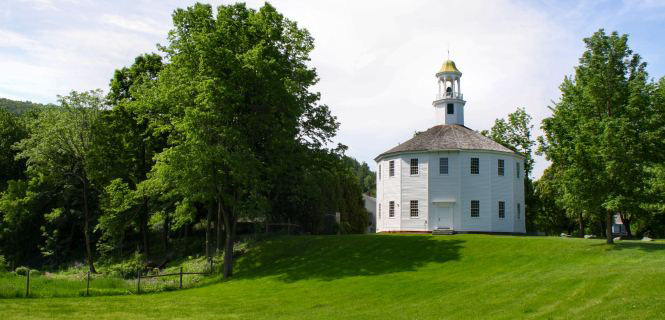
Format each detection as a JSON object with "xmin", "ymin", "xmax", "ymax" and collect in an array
[
  {"xmin": 135, "ymin": 266, "xmax": 211, "ymax": 294},
  {"xmin": 15, "ymin": 259, "xmax": 214, "ymax": 298}
]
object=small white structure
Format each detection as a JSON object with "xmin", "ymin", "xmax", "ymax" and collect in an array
[
  {"xmin": 375, "ymin": 59, "xmax": 526, "ymax": 234},
  {"xmin": 611, "ymin": 213, "xmax": 628, "ymax": 236}
]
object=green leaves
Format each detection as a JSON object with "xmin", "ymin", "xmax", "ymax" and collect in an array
[
  {"xmin": 539, "ymin": 29, "xmax": 661, "ymax": 239},
  {"xmin": 16, "ymin": 90, "xmax": 105, "ymax": 184},
  {"xmin": 484, "ymin": 107, "xmax": 535, "ymax": 177},
  {"xmin": 0, "ymin": 109, "xmax": 27, "ymax": 190}
]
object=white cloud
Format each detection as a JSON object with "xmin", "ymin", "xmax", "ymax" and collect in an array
[
  {"xmin": 16, "ymin": 0, "xmax": 83, "ymax": 11},
  {"xmin": 1, "ymin": 0, "xmax": 664, "ymax": 179},
  {"xmin": 0, "ymin": 29, "xmax": 38, "ymax": 49},
  {"xmin": 18, "ymin": 0, "xmax": 58, "ymax": 11},
  {"xmin": 253, "ymin": 0, "xmax": 580, "ymax": 178},
  {"xmin": 100, "ymin": 14, "xmax": 166, "ymax": 36},
  {"xmin": 628, "ymin": 0, "xmax": 665, "ymax": 8}
]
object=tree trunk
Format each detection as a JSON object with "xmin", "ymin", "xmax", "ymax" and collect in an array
[
  {"xmin": 222, "ymin": 203, "xmax": 236, "ymax": 279},
  {"xmin": 163, "ymin": 211, "xmax": 169, "ymax": 251},
  {"xmin": 82, "ymin": 179, "xmax": 96, "ymax": 273},
  {"xmin": 65, "ymin": 222, "xmax": 76, "ymax": 257},
  {"xmin": 140, "ymin": 197, "xmax": 149, "ymax": 258},
  {"xmin": 139, "ymin": 138, "xmax": 150, "ymax": 259},
  {"xmin": 606, "ymin": 211, "xmax": 614, "ymax": 244},
  {"xmin": 216, "ymin": 200, "xmax": 223, "ymax": 254},
  {"xmin": 206, "ymin": 201, "xmax": 213, "ymax": 259},
  {"xmin": 119, "ymin": 231, "xmax": 124, "ymax": 258},
  {"xmin": 578, "ymin": 212, "xmax": 584, "ymax": 237},
  {"xmin": 619, "ymin": 212, "xmax": 632, "ymax": 238}
]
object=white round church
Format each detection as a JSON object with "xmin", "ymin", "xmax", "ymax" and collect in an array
[{"xmin": 375, "ymin": 59, "xmax": 526, "ymax": 234}]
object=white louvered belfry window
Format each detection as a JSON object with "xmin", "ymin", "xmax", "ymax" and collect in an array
[
  {"xmin": 410, "ymin": 200, "xmax": 418, "ymax": 217},
  {"xmin": 378, "ymin": 164, "xmax": 381, "ymax": 180},
  {"xmin": 389, "ymin": 160, "xmax": 395, "ymax": 177},
  {"xmin": 498, "ymin": 201, "xmax": 505, "ymax": 219},
  {"xmin": 471, "ymin": 157, "xmax": 479, "ymax": 175},
  {"xmin": 498, "ymin": 159, "xmax": 505, "ymax": 176},
  {"xmin": 440, "ymin": 157, "xmax": 448, "ymax": 174},
  {"xmin": 471, "ymin": 200, "xmax": 480, "ymax": 217},
  {"xmin": 389, "ymin": 201, "xmax": 395, "ymax": 218}
]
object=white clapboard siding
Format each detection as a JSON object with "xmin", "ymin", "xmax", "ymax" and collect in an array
[{"xmin": 376, "ymin": 150, "xmax": 525, "ymax": 233}]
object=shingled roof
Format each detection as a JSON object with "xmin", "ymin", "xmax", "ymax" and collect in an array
[{"xmin": 376, "ymin": 124, "xmax": 519, "ymax": 160}]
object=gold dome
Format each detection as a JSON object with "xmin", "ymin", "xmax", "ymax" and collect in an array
[{"xmin": 438, "ymin": 59, "xmax": 461, "ymax": 74}]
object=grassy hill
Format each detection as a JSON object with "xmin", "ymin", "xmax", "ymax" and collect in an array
[{"xmin": 1, "ymin": 234, "xmax": 664, "ymax": 319}]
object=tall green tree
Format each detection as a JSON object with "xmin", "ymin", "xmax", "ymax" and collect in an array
[
  {"xmin": 642, "ymin": 77, "xmax": 665, "ymax": 235},
  {"xmin": 540, "ymin": 30, "xmax": 651, "ymax": 243},
  {"xmin": 142, "ymin": 2, "xmax": 338, "ymax": 278},
  {"xmin": 531, "ymin": 165, "xmax": 574, "ymax": 235},
  {"xmin": 0, "ymin": 109, "xmax": 27, "ymax": 190},
  {"xmin": 16, "ymin": 90, "xmax": 106, "ymax": 271},
  {"xmin": 0, "ymin": 179, "xmax": 44, "ymax": 266},
  {"xmin": 104, "ymin": 53, "xmax": 165, "ymax": 258}
]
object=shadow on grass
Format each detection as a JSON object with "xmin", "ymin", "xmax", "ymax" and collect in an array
[
  {"xmin": 591, "ymin": 241, "xmax": 665, "ymax": 252},
  {"xmin": 235, "ymin": 234, "xmax": 464, "ymax": 282}
]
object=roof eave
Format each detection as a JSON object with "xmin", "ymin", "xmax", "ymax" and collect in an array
[{"xmin": 375, "ymin": 148, "xmax": 522, "ymax": 162}]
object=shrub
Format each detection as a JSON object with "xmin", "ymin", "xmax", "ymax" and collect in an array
[
  {"xmin": 15, "ymin": 266, "xmax": 29, "ymax": 276},
  {"xmin": 233, "ymin": 239, "xmax": 254, "ymax": 257},
  {"xmin": 29, "ymin": 269, "xmax": 41, "ymax": 276},
  {"xmin": 0, "ymin": 255, "xmax": 6, "ymax": 273},
  {"xmin": 108, "ymin": 251, "xmax": 145, "ymax": 279}
]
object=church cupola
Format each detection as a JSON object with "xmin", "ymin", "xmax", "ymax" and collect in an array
[{"xmin": 433, "ymin": 59, "xmax": 466, "ymax": 126}]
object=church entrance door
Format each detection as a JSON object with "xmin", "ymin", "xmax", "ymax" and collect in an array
[{"xmin": 436, "ymin": 205, "xmax": 453, "ymax": 229}]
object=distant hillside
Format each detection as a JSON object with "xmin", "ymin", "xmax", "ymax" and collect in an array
[
  {"xmin": 344, "ymin": 156, "xmax": 376, "ymax": 196},
  {"xmin": 0, "ymin": 97, "xmax": 50, "ymax": 114}
]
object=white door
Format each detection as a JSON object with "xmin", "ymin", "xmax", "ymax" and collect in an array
[{"xmin": 436, "ymin": 205, "xmax": 453, "ymax": 229}]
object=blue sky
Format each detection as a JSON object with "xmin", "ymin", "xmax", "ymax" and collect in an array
[{"xmin": 2, "ymin": 0, "xmax": 665, "ymax": 178}]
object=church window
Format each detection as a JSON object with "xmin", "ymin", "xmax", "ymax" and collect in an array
[
  {"xmin": 378, "ymin": 203, "xmax": 382, "ymax": 219},
  {"xmin": 517, "ymin": 203, "xmax": 521, "ymax": 220},
  {"xmin": 498, "ymin": 201, "xmax": 505, "ymax": 219},
  {"xmin": 439, "ymin": 157, "xmax": 448, "ymax": 174},
  {"xmin": 498, "ymin": 159, "xmax": 505, "ymax": 176},
  {"xmin": 389, "ymin": 161, "xmax": 395, "ymax": 177},
  {"xmin": 389, "ymin": 201, "xmax": 395, "ymax": 218},
  {"xmin": 516, "ymin": 162, "xmax": 521, "ymax": 178},
  {"xmin": 447, "ymin": 103, "xmax": 454, "ymax": 114},
  {"xmin": 410, "ymin": 158, "xmax": 419, "ymax": 175},
  {"xmin": 379, "ymin": 165, "xmax": 381, "ymax": 180},
  {"xmin": 471, "ymin": 157, "xmax": 479, "ymax": 174},
  {"xmin": 410, "ymin": 200, "xmax": 419, "ymax": 217},
  {"xmin": 471, "ymin": 200, "xmax": 480, "ymax": 217}
]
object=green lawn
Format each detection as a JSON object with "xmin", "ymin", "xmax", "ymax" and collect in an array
[{"xmin": 1, "ymin": 234, "xmax": 664, "ymax": 319}]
